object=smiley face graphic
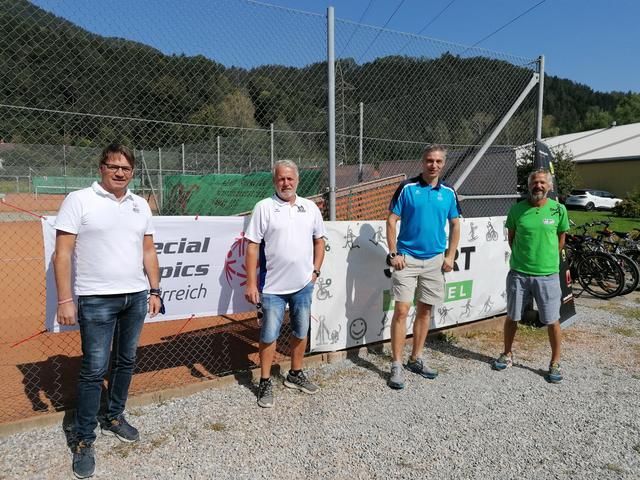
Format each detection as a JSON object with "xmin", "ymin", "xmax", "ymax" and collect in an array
[{"xmin": 348, "ymin": 317, "xmax": 367, "ymax": 341}]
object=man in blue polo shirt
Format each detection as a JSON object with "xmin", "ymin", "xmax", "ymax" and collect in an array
[{"xmin": 386, "ymin": 144, "xmax": 461, "ymax": 389}]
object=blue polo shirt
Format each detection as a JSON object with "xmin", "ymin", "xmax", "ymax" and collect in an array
[{"xmin": 389, "ymin": 175, "xmax": 460, "ymax": 259}]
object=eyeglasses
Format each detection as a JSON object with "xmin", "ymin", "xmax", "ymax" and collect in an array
[{"xmin": 101, "ymin": 163, "xmax": 133, "ymax": 174}]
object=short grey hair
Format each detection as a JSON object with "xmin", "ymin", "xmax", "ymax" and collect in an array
[
  {"xmin": 272, "ymin": 159, "xmax": 299, "ymax": 179},
  {"xmin": 528, "ymin": 168, "xmax": 553, "ymax": 190},
  {"xmin": 422, "ymin": 144, "xmax": 447, "ymax": 161}
]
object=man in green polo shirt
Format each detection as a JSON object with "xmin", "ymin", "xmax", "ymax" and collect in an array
[{"xmin": 492, "ymin": 169, "xmax": 569, "ymax": 383}]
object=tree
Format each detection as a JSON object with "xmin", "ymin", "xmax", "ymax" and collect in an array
[
  {"xmin": 613, "ymin": 94, "xmax": 640, "ymax": 125},
  {"xmin": 516, "ymin": 146, "xmax": 579, "ymax": 198},
  {"xmin": 216, "ymin": 90, "xmax": 256, "ymax": 129},
  {"xmin": 248, "ymin": 77, "xmax": 282, "ymax": 128},
  {"xmin": 551, "ymin": 148, "xmax": 580, "ymax": 198},
  {"xmin": 432, "ymin": 120, "xmax": 451, "ymax": 144},
  {"xmin": 541, "ymin": 114, "xmax": 560, "ymax": 137},
  {"xmin": 582, "ymin": 106, "xmax": 613, "ymax": 130}
]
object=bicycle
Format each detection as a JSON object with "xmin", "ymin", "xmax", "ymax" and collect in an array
[
  {"xmin": 588, "ymin": 220, "xmax": 640, "ymax": 294},
  {"xmin": 565, "ymin": 225, "xmax": 625, "ymax": 299}
]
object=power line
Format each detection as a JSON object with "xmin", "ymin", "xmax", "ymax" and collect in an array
[
  {"xmin": 397, "ymin": 0, "xmax": 456, "ymax": 54},
  {"xmin": 356, "ymin": 0, "xmax": 407, "ymax": 63},
  {"xmin": 339, "ymin": 0, "xmax": 374, "ymax": 57},
  {"xmin": 459, "ymin": 0, "xmax": 547, "ymax": 56}
]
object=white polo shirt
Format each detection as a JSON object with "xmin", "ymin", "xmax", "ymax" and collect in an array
[
  {"xmin": 54, "ymin": 181, "xmax": 155, "ymax": 295},
  {"xmin": 245, "ymin": 194, "xmax": 326, "ymax": 294}
]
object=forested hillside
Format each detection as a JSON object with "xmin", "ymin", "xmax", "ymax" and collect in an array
[{"xmin": 1, "ymin": 0, "xmax": 638, "ymax": 148}]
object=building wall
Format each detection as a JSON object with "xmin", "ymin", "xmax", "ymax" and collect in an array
[{"xmin": 575, "ymin": 159, "xmax": 640, "ymax": 197}]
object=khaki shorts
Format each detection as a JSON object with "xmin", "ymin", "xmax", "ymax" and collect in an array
[{"xmin": 392, "ymin": 253, "xmax": 445, "ymax": 305}]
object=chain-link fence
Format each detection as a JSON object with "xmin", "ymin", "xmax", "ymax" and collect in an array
[{"xmin": 0, "ymin": 0, "xmax": 540, "ymax": 424}]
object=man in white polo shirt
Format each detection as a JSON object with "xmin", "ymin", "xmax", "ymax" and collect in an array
[
  {"xmin": 244, "ymin": 159, "xmax": 326, "ymax": 408},
  {"xmin": 53, "ymin": 143, "xmax": 161, "ymax": 479}
]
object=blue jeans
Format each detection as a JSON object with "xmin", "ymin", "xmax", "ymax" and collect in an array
[
  {"xmin": 75, "ymin": 290, "xmax": 147, "ymax": 443},
  {"xmin": 260, "ymin": 282, "xmax": 314, "ymax": 344}
]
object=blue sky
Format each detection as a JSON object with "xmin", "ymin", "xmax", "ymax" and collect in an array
[{"xmin": 31, "ymin": 0, "xmax": 639, "ymax": 93}]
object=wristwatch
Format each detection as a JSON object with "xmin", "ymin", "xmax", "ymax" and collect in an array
[
  {"xmin": 386, "ymin": 252, "xmax": 399, "ymax": 266},
  {"xmin": 149, "ymin": 288, "xmax": 162, "ymax": 296},
  {"xmin": 313, "ymin": 269, "xmax": 321, "ymax": 276}
]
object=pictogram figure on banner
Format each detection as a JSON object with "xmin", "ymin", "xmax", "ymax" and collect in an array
[
  {"xmin": 504, "ymin": 250, "xmax": 511, "ymax": 263},
  {"xmin": 343, "ymin": 225, "xmax": 360, "ymax": 249},
  {"xmin": 324, "ymin": 236, "xmax": 331, "ymax": 252},
  {"xmin": 407, "ymin": 308, "xmax": 417, "ymax": 330},
  {"xmin": 482, "ymin": 295, "xmax": 494, "ymax": 312},
  {"xmin": 503, "ymin": 220, "xmax": 509, "ymax": 241},
  {"xmin": 500, "ymin": 290, "xmax": 507, "ymax": 302},
  {"xmin": 315, "ymin": 277, "xmax": 333, "ymax": 301},
  {"xmin": 486, "ymin": 219, "xmax": 499, "ymax": 242},
  {"xmin": 437, "ymin": 305, "xmax": 454, "ymax": 325},
  {"xmin": 460, "ymin": 299, "xmax": 473, "ymax": 319},
  {"xmin": 468, "ymin": 222, "xmax": 479, "ymax": 241},
  {"xmin": 315, "ymin": 315, "xmax": 341, "ymax": 345},
  {"xmin": 369, "ymin": 226, "xmax": 387, "ymax": 247},
  {"xmin": 224, "ymin": 231, "xmax": 248, "ymax": 286},
  {"xmin": 379, "ymin": 311, "xmax": 391, "ymax": 336}
]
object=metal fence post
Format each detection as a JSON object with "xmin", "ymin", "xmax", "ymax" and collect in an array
[
  {"xmin": 358, "ymin": 102, "xmax": 363, "ymax": 183},
  {"xmin": 327, "ymin": 6, "xmax": 336, "ymax": 221},
  {"xmin": 181, "ymin": 143, "xmax": 185, "ymax": 174},
  {"xmin": 270, "ymin": 123, "xmax": 274, "ymax": 170},
  {"xmin": 158, "ymin": 147, "xmax": 163, "ymax": 212},
  {"xmin": 217, "ymin": 135, "xmax": 221, "ymax": 174}
]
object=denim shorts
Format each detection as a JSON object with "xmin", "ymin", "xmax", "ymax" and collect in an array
[
  {"xmin": 260, "ymin": 282, "xmax": 314, "ymax": 344},
  {"xmin": 506, "ymin": 270, "xmax": 561, "ymax": 325}
]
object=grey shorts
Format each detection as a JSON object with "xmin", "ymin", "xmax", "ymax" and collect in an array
[
  {"xmin": 506, "ymin": 270, "xmax": 561, "ymax": 325},
  {"xmin": 391, "ymin": 253, "xmax": 445, "ymax": 305}
]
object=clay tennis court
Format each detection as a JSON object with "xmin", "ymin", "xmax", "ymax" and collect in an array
[
  {"xmin": 0, "ymin": 180, "xmax": 397, "ymax": 425},
  {"xmin": 0, "ymin": 193, "xmax": 279, "ymax": 425}
]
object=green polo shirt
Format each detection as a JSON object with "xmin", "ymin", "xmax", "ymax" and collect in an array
[{"xmin": 506, "ymin": 198, "xmax": 569, "ymax": 276}]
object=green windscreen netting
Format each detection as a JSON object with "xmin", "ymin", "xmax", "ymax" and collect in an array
[{"xmin": 161, "ymin": 170, "xmax": 322, "ymax": 216}]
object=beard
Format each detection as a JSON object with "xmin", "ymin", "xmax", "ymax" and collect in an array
[{"xmin": 528, "ymin": 189, "xmax": 547, "ymax": 202}]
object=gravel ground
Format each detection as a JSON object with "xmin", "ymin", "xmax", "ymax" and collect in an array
[{"xmin": 1, "ymin": 292, "xmax": 639, "ymax": 480}]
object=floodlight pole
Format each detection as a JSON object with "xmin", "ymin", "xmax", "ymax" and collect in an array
[
  {"xmin": 535, "ymin": 55, "xmax": 545, "ymax": 142},
  {"xmin": 327, "ymin": 6, "xmax": 336, "ymax": 221}
]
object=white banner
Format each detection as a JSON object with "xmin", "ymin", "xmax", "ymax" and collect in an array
[
  {"xmin": 43, "ymin": 216, "xmax": 253, "ymax": 332},
  {"xmin": 310, "ymin": 217, "xmax": 510, "ymax": 352},
  {"xmin": 43, "ymin": 215, "xmax": 511, "ymax": 340}
]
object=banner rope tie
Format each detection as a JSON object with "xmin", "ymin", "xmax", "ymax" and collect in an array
[
  {"xmin": 1, "ymin": 198, "xmax": 46, "ymax": 219},
  {"xmin": 171, "ymin": 314, "xmax": 196, "ymax": 340},
  {"xmin": 11, "ymin": 329, "xmax": 47, "ymax": 348}
]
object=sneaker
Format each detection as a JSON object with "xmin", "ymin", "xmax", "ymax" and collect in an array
[
  {"xmin": 101, "ymin": 414, "xmax": 139, "ymax": 443},
  {"xmin": 492, "ymin": 353, "xmax": 513, "ymax": 371},
  {"xmin": 546, "ymin": 362, "xmax": 563, "ymax": 384},
  {"xmin": 388, "ymin": 361, "xmax": 405, "ymax": 389},
  {"xmin": 283, "ymin": 370, "xmax": 319, "ymax": 395},
  {"xmin": 72, "ymin": 441, "xmax": 95, "ymax": 479},
  {"xmin": 257, "ymin": 378, "xmax": 274, "ymax": 408},
  {"xmin": 406, "ymin": 357, "xmax": 438, "ymax": 379}
]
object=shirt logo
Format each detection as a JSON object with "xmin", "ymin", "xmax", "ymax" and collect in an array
[
  {"xmin": 550, "ymin": 205, "xmax": 562, "ymax": 217},
  {"xmin": 132, "ymin": 203, "xmax": 140, "ymax": 213},
  {"xmin": 437, "ymin": 193, "xmax": 443, "ymax": 201},
  {"xmin": 543, "ymin": 218, "xmax": 555, "ymax": 225},
  {"xmin": 296, "ymin": 205, "xmax": 306, "ymax": 213}
]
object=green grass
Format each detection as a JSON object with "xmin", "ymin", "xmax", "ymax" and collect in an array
[{"xmin": 567, "ymin": 210, "xmax": 640, "ymax": 235}]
